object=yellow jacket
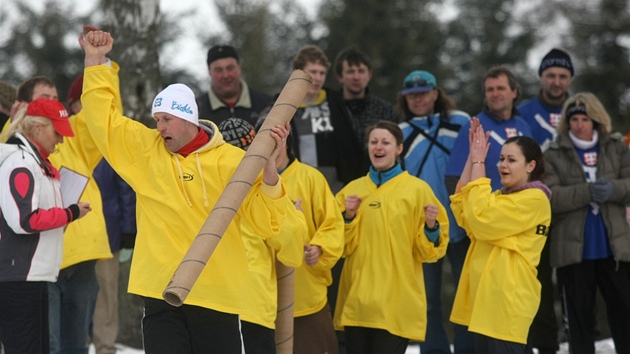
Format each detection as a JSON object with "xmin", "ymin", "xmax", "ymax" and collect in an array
[
  {"xmin": 82, "ymin": 64, "xmax": 296, "ymax": 314},
  {"xmin": 449, "ymin": 178, "xmax": 551, "ymax": 344},
  {"xmin": 282, "ymin": 160, "xmax": 344, "ymax": 317},
  {"xmin": 48, "ymin": 62, "xmax": 123, "ymax": 268},
  {"xmin": 0, "ymin": 120, "xmax": 8, "ymax": 142},
  {"xmin": 334, "ymin": 171, "xmax": 448, "ymax": 341},
  {"xmin": 239, "ymin": 212, "xmax": 306, "ymax": 328}
]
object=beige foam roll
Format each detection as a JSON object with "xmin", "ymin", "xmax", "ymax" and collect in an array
[
  {"xmin": 274, "ymin": 260, "xmax": 295, "ymax": 354},
  {"xmin": 162, "ymin": 70, "xmax": 312, "ymax": 307}
]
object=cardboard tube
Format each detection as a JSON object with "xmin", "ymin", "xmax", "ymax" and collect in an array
[
  {"xmin": 274, "ymin": 261, "xmax": 295, "ymax": 354},
  {"xmin": 162, "ymin": 70, "xmax": 312, "ymax": 307}
]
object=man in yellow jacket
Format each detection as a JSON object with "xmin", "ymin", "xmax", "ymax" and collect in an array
[{"xmin": 81, "ymin": 30, "xmax": 298, "ymax": 353}]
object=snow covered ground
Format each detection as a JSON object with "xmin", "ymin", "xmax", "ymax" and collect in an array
[
  {"xmin": 94, "ymin": 338, "xmax": 617, "ymax": 354},
  {"xmin": 405, "ymin": 339, "xmax": 617, "ymax": 354}
]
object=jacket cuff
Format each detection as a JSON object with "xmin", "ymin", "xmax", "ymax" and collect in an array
[
  {"xmin": 66, "ymin": 204, "xmax": 80, "ymax": 222},
  {"xmin": 261, "ymin": 179, "xmax": 283, "ymax": 199}
]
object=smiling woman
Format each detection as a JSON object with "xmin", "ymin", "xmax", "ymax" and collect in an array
[
  {"xmin": 334, "ymin": 120, "xmax": 449, "ymax": 354},
  {"xmin": 543, "ymin": 92, "xmax": 630, "ymax": 354},
  {"xmin": 450, "ymin": 118, "xmax": 551, "ymax": 353}
]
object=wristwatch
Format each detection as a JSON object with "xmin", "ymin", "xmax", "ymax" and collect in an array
[{"xmin": 426, "ymin": 220, "xmax": 439, "ymax": 231}]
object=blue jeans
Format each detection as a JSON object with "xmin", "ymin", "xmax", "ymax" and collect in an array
[
  {"xmin": 48, "ymin": 260, "xmax": 100, "ymax": 354},
  {"xmin": 420, "ymin": 237, "xmax": 475, "ymax": 354}
]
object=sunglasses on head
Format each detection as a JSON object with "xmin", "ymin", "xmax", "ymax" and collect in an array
[{"xmin": 404, "ymin": 78, "xmax": 432, "ymax": 88}]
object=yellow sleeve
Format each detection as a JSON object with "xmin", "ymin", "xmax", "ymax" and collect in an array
[
  {"xmin": 82, "ymin": 64, "xmax": 158, "ymax": 177},
  {"xmin": 306, "ymin": 176, "xmax": 344, "ymax": 270},
  {"xmin": 0, "ymin": 120, "xmax": 9, "ymax": 143},
  {"xmin": 413, "ymin": 189, "xmax": 449, "ymax": 263},
  {"xmin": 460, "ymin": 178, "xmax": 550, "ymax": 247},
  {"xmin": 335, "ymin": 188, "xmax": 360, "ymax": 256},
  {"xmin": 267, "ymin": 210, "xmax": 307, "ymax": 268}
]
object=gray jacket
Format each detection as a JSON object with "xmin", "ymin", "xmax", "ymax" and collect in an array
[{"xmin": 543, "ymin": 131, "xmax": 630, "ymax": 268}]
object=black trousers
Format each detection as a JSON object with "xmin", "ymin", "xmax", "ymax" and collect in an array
[
  {"xmin": 142, "ymin": 297, "xmax": 242, "ymax": 354},
  {"xmin": 474, "ymin": 333, "xmax": 530, "ymax": 354},
  {"xmin": 0, "ymin": 281, "xmax": 49, "ymax": 354},
  {"xmin": 241, "ymin": 320, "xmax": 276, "ymax": 354},
  {"xmin": 557, "ymin": 258, "xmax": 630, "ymax": 354},
  {"xmin": 344, "ymin": 326, "xmax": 409, "ymax": 354},
  {"xmin": 527, "ymin": 239, "xmax": 559, "ymax": 352}
]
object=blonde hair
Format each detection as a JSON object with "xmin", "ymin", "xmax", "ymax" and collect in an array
[
  {"xmin": 3, "ymin": 106, "xmax": 52, "ymax": 140},
  {"xmin": 557, "ymin": 92, "xmax": 612, "ymax": 135}
]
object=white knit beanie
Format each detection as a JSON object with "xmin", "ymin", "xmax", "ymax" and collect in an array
[{"xmin": 151, "ymin": 84, "xmax": 199, "ymax": 126}]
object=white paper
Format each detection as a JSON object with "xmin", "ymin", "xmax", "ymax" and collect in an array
[{"xmin": 59, "ymin": 166, "xmax": 89, "ymax": 208}]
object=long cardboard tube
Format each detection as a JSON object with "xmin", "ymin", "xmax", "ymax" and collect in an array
[
  {"xmin": 274, "ymin": 260, "xmax": 295, "ymax": 354},
  {"xmin": 162, "ymin": 69, "xmax": 312, "ymax": 307}
]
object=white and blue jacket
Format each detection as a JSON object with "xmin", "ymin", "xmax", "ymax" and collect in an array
[{"xmin": 400, "ymin": 110, "xmax": 470, "ymax": 243}]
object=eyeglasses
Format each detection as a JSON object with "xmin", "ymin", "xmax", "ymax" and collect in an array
[{"xmin": 404, "ymin": 78, "xmax": 433, "ymax": 88}]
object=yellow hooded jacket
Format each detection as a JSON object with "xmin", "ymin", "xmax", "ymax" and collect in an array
[
  {"xmin": 82, "ymin": 64, "xmax": 296, "ymax": 313},
  {"xmin": 334, "ymin": 171, "xmax": 449, "ymax": 341},
  {"xmin": 449, "ymin": 178, "xmax": 551, "ymax": 344},
  {"xmin": 48, "ymin": 62, "xmax": 124, "ymax": 268}
]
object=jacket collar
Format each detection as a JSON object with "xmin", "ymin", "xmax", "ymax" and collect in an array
[{"xmin": 208, "ymin": 80, "xmax": 252, "ymax": 110}]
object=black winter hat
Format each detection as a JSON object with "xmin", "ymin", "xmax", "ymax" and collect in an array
[
  {"xmin": 538, "ymin": 49, "xmax": 574, "ymax": 77},
  {"xmin": 207, "ymin": 45, "xmax": 239, "ymax": 66}
]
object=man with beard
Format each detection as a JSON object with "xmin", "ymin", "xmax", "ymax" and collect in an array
[
  {"xmin": 516, "ymin": 48, "xmax": 574, "ymax": 354},
  {"xmin": 196, "ymin": 45, "xmax": 272, "ymax": 126},
  {"xmin": 518, "ymin": 49, "xmax": 574, "ymax": 152}
]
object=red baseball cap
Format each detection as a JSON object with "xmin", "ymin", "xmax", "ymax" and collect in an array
[
  {"xmin": 67, "ymin": 75, "xmax": 83, "ymax": 111},
  {"xmin": 26, "ymin": 98, "xmax": 74, "ymax": 137}
]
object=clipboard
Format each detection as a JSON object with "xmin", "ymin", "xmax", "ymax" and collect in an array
[{"xmin": 59, "ymin": 166, "xmax": 89, "ymax": 208}]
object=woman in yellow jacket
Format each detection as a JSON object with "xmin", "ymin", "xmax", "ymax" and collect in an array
[
  {"xmin": 335, "ymin": 120, "xmax": 448, "ymax": 354},
  {"xmin": 449, "ymin": 118, "xmax": 551, "ymax": 353}
]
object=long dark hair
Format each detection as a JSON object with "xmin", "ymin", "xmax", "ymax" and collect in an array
[{"xmin": 504, "ymin": 136, "xmax": 544, "ymax": 182}]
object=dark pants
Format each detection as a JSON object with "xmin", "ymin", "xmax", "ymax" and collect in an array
[
  {"xmin": 142, "ymin": 297, "xmax": 242, "ymax": 354},
  {"xmin": 48, "ymin": 260, "xmax": 100, "ymax": 354},
  {"xmin": 344, "ymin": 326, "xmax": 409, "ymax": 354},
  {"xmin": 241, "ymin": 320, "xmax": 276, "ymax": 354},
  {"xmin": 0, "ymin": 281, "xmax": 49, "ymax": 354},
  {"xmin": 557, "ymin": 258, "xmax": 630, "ymax": 354},
  {"xmin": 527, "ymin": 238, "xmax": 559, "ymax": 353},
  {"xmin": 474, "ymin": 333, "xmax": 530, "ymax": 354},
  {"xmin": 421, "ymin": 237, "xmax": 474, "ymax": 354}
]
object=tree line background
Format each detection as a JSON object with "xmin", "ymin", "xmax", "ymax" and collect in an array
[
  {"xmin": 1, "ymin": 0, "xmax": 629, "ymax": 129},
  {"xmin": 0, "ymin": 0, "xmax": 628, "ymax": 347}
]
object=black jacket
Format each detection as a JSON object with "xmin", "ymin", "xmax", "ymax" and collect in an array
[
  {"xmin": 196, "ymin": 84, "xmax": 272, "ymax": 126},
  {"xmin": 287, "ymin": 87, "xmax": 365, "ymax": 185}
]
